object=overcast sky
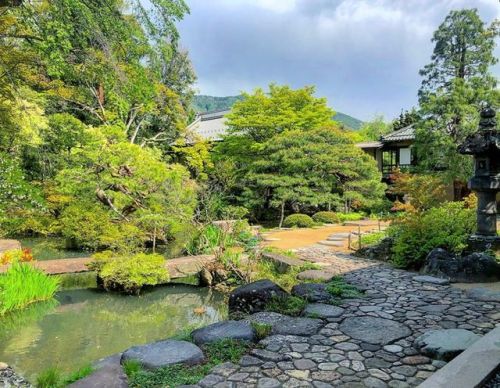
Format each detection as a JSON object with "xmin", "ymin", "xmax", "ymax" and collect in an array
[{"xmin": 177, "ymin": 0, "xmax": 500, "ymax": 121}]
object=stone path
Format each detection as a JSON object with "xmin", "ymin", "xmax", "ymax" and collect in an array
[{"xmin": 193, "ymin": 248, "xmax": 500, "ymax": 388}]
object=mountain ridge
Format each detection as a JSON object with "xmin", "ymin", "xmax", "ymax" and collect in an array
[{"xmin": 192, "ymin": 95, "xmax": 363, "ymax": 130}]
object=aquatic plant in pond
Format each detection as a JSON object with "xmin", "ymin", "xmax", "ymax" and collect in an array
[
  {"xmin": 87, "ymin": 252, "xmax": 169, "ymax": 294},
  {"xmin": 0, "ymin": 263, "xmax": 59, "ymax": 315}
]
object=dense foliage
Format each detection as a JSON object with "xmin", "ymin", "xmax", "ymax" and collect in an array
[
  {"xmin": 388, "ymin": 199, "xmax": 476, "ymax": 268},
  {"xmin": 88, "ymin": 252, "xmax": 170, "ymax": 294},
  {"xmin": 0, "ymin": 1, "xmax": 198, "ymax": 253}
]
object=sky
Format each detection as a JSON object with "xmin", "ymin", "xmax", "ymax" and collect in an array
[{"xmin": 176, "ymin": 0, "xmax": 500, "ymax": 121}]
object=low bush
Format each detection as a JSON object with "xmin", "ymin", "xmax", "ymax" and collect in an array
[
  {"xmin": 312, "ymin": 211, "xmax": 340, "ymax": 224},
  {"xmin": 283, "ymin": 214, "xmax": 315, "ymax": 228},
  {"xmin": 127, "ymin": 339, "xmax": 250, "ymax": 387},
  {"xmin": 360, "ymin": 231, "xmax": 386, "ymax": 247},
  {"xmin": 265, "ymin": 295, "xmax": 307, "ymax": 316},
  {"xmin": 338, "ymin": 212, "xmax": 365, "ymax": 223},
  {"xmin": 388, "ymin": 200, "xmax": 475, "ymax": 269},
  {"xmin": 87, "ymin": 252, "xmax": 169, "ymax": 294},
  {"xmin": 0, "ymin": 263, "xmax": 60, "ymax": 315}
]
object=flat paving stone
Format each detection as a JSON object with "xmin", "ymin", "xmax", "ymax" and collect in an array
[
  {"xmin": 412, "ymin": 276, "xmax": 450, "ymax": 285},
  {"xmin": 466, "ymin": 287, "xmax": 500, "ymax": 302},
  {"xmin": 121, "ymin": 339, "xmax": 204, "ymax": 369},
  {"xmin": 272, "ymin": 317, "xmax": 324, "ymax": 336},
  {"xmin": 192, "ymin": 320, "xmax": 256, "ymax": 345},
  {"xmin": 339, "ymin": 317, "xmax": 411, "ymax": 345},
  {"xmin": 414, "ymin": 329, "xmax": 481, "ymax": 361},
  {"xmin": 297, "ymin": 270, "xmax": 335, "ymax": 282},
  {"xmin": 303, "ymin": 303, "xmax": 344, "ymax": 319}
]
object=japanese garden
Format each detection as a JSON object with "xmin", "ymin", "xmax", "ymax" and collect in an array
[{"xmin": 0, "ymin": 1, "xmax": 499, "ymax": 388}]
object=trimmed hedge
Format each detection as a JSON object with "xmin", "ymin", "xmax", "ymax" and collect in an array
[
  {"xmin": 283, "ymin": 214, "xmax": 315, "ymax": 228},
  {"xmin": 338, "ymin": 212, "xmax": 365, "ymax": 223},
  {"xmin": 312, "ymin": 211, "xmax": 340, "ymax": 224}
]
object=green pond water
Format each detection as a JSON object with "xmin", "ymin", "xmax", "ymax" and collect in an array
[{"xmin": 0, "ymin": 285, "xmax": 226, "ymax": 381}]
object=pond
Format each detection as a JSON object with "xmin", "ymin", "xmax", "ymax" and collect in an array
[{"xmin": 0, "ymin": 285, "xmax": 226, "ymax": 381}]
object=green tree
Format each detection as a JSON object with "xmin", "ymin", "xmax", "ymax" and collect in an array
[
  {"xmin": 415, "ymin": 9, "xmax": 499, "ymax": 184},
  {"xmin": 391, "ymin": 109, "xmax": 419, "ymax": 130},
  {"xmin": 358, "ymin": 115, "xmax": 392, "ymax": 141},
  {"xmin": 241, "ymin": 127, "xmax": 385, "ymax": 226}
]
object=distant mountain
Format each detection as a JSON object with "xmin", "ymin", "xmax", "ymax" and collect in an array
[{"xmin": 192, "ymin": 95, "xmax": 364, "ymax": 130}]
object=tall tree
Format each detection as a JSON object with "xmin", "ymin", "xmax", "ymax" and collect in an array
[
  {"xmin": 415, "ymin": 9, "xmax": 499, "ymax": 184},
  {"xmin": 358, "ymin": 115, "xmax": 392, "ymax": 141}
]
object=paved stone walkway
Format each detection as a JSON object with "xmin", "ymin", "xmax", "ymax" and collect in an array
[{"xmin": 193, "ymin": 248, "xmax": 500, "ymax": 388}]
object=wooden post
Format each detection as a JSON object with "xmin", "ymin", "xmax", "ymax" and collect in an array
[
  {"xmin": 348, "ymin": 233, "xmax": 351, "ymax": 250},
  {"xmin": 358, "ymin": 225, "xmax": 362, "ymax": 250},
  {"xmin": 378, "ymin": 219, "xmax": 381, "ymax": 232}
]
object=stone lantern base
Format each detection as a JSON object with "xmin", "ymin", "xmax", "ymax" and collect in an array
[{"xmin": 467, "ymin": 234, "xmax": 500, "ymax": 254}]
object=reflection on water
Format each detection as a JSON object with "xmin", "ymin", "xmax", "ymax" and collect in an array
[
  {"xmin": 0, "ymin": 285, "xmax": 226, "ymax": 380},
  {"xmin": 19, "ymin": 238, "xmax": 88, "ymax": 261}
]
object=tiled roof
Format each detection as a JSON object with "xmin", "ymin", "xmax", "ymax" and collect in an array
[
  {"xmin": 186, "ymin": 109, "xmax": 230, "ymax": 141},
  {"xmin": 381, "ymin": 125, "xmax": 415, "ymax": 142},
  {"xmin": 356, "ymin": 141, "xmax": 383, "ymax": 149}
]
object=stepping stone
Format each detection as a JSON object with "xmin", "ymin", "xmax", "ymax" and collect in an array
[
  {"xmin": 318, "ymin": 240, "xmax": 344, "ymax": 247},
  {"xmin": 339, "ymin": 317, "xmax": 411, "ymax": 345},
  {"xmin": 417, "ymin": 304, "xmax": 449, "ymax": 313},
  {"xmin": 191, "ymin": 320, "xmax": 256, "ymax": 345},
  {"xmin": 69, "ymin": 354, "xmax": 127, "ymax": 388},
  {"xmin": 414, "ymin": 329, "xmax": 481, "ymax": 361},
  {"xmin": 466, "ymin": 288, "xmax": 500, "ymax": 303},
  {"xmin": 297, "ymin": 270, "xmax": 335, "ymax": 282},
  {"xmin": 413, "ymin": 275, "xmax": 450, "ymax": 285},
  {"xmin": 271, "ymin": 317, "xmax": 324, "ymax": 336},
  {"xmin": 303, "ymin": 303, "xmax": 344, "ymax": 319},
  {"xmin": 121, "ymin": 339, "xmax": 204, "ymax": 370},
  {"xmin": 292, "ymin": 283, "xmax": 331, "ymax": 303}
]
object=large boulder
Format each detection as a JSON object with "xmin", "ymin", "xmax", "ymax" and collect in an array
[
  {"xmin": 228, "ymin": 280, "xmax": 287, "ymax": 315},
  {"xmin": 466, "ymin": 287, "xmax": 500, "ymax": 303},
  {"xmin": 421, "ymin": 248, "xmax": 500, "ymax": 282},
  {"xmin": 291, "ymin": 283, "xmax": 331, "ymax": 303},
  {"xmin": 121, "ymin": 339, "xmax": 204, "ymax": 370},
  {"xmin": 191, "ymin": 320, "xmax": 256, "ymax": 345},
  {"xmin": 414, "ymin": 329, "xmax": 481, "ymax": 361}
]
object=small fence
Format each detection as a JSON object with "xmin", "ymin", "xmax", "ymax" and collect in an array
[{"xmin": 347, "ymin": 220, "xmax": 384, "ymax": 251}]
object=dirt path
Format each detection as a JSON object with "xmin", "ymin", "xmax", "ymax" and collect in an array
[{"xmin": 261, "ymin": 220, "xmax": 387, "ymax": 251}]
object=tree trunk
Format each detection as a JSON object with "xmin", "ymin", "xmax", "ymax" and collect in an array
[
  {"xmin": 279, "ymin": 201, "xmax": 285, "ymax": 228},
  {"xmin": 152, "ymin": 227, "xmax": 157, "ymax": 253}
]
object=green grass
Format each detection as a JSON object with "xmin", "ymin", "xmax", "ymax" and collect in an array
[
  {"xmin": 0, "ymin": 263, "xmax": 60, "ymax": 315},
  {"xmin": 265, "ymin": 295, "xmax": 307, "ymax": 316},
  {"xmin": 251, "ymin": 322, "xmax": 272, "ymax": 340},
  {"xmin": 128, "ymin": 339, "xmax": 251, "ymax": 387},
  {"xmin": 325, "ymin": 276, "xmax": 363, "ymax": 299},
  {"xmin": 36, "ymin": 364, "xmax": 93, "ymax": 387}
]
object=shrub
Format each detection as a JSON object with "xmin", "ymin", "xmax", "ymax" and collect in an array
[
  {"xmin": 265, "ymin": 295, "xmax": 307, "ymax": 316},
  {"xmin": 283, "ymin": 214, "xmax": 315, "ymax": 228},
  {"xmin": 0, "ymin": 263, "xmax": 60, "ymax": 315},
  {"xmin": 312, "ymin": 211, "xmax": 340, "ymax": 224},
  {"xmin": 338, "ymin": 212, "xmax": 365, "ymax": 223},
  {"xmin": 360, "ymin": 231, "xmax": 386, "ymax": 247},
  {"xmin": 87, "ymin": 252, "xmax": 169, "ymax": 294},
  {"xmin": 388, "ymin": 200, "xmax": 475, "ymax": 269}
]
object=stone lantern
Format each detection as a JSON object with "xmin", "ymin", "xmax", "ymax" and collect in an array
[{"xmin": 458, "ymin": 106, "xmax": 500, "ymax": 252}]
